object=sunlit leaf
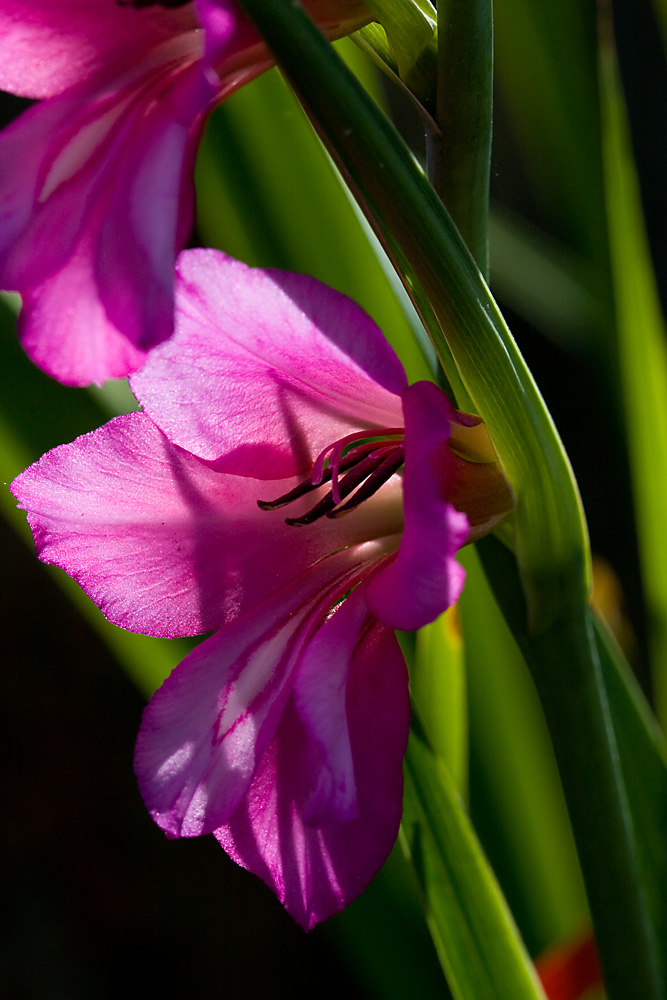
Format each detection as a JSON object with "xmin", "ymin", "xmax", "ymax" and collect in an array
[
  {"xmin": 412, "ymin": 607, "xmax": 467, "ymax": 797},
  {"xmin": 403, "ymin": 721, "xmax": 548, "ymax": 1000},
  {"xmin": 459, "ymin": 547, "xmax": 588, "ymax": 953}
]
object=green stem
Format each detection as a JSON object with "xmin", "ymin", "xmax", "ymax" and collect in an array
[
  {"xmin": 431, "ymin": 0, "xmax": 493, "ymax": 274},
  {"xmin": 478, "ymin": 535, "xmax": 664, "ymax": 1000}
]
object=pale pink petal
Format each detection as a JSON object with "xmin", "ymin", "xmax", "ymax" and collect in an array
[
  {"xmin": 11, "ymin": 412, "xmax": 403, "ymax": 637},
  {"xmin": 132, "ymin": 250, "xmax": 407, "ymax": 477},
  {"xmin": 0, "ymin": 1, "xmax": 198, "ymax": 98},
  {"xmin": 215, "ymin": 609, "xmax": 409, "ymax": 930},
  {"xmin": 366, "ymin": 380, "xmax": 469, "ymax": 630},
  {"xmin": 135, "ymin": 550, "xmax": 365, "ymax": 838}
]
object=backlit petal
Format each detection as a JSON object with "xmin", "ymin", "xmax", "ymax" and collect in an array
[
  {"xmin": 0, "ymin": 0, "xmax": 198, "ymax": 99},
  {"xmin": 131, "ymin": 249, "xmax": 407, "ymax": 477},
  {"xmin": 11, "ymin": 412, "xmax": 403, "ymax": 637}
]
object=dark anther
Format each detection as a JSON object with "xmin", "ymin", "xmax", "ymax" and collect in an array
[
  {"xmin": 284, "ymin": 445, "xmax": 404, "ymax": 527},
  {"xmin": 117, "ymin": 1, "xmax": 191, "ymax": 9},
  {"xmin": 258, "ymin": 431, "xmax": 405, "ymax": 527},
  {"xmin": 257, "ymin": 442, "xmax": 384, "ymax": 512},
  {"xmin": 326, "ymin": 447, "xmax": 405, "ymax": 518}
]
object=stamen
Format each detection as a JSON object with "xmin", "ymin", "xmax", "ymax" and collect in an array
[
  {"xmin": 286, "ymin": 447, "xmax": 398, "ymax": 527},
  {"xmin": 326, "ymin": 446, "xmax": 405, "ymax": 518},
  {"xmin": 257, "ymin": 445, "xmax": 381, "ymax": 511},
  {"xmin": 258, "ymin": 427, "xmax": 405, "ymax": 526},
  {"xmin": 311, "ymin": 427, "xmax": 403, "ymax": 490}
]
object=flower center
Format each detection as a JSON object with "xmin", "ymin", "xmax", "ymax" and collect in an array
[{"xmin": 258, "ymin": 428, "xmax": 405, "ymax": 526}]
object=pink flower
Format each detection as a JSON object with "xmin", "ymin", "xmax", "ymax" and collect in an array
[
  {"xmin": 11, "ymin": 249, "xmax": 513, "ymax": 928},
  {"xmin": 0, "ymin": 0, "xmax": 369, "ymax": 386}
]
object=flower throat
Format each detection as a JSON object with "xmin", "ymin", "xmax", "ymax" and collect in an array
[{"xmin": 258, "ymin": 429, "xmax": 405, "ymax": 526}]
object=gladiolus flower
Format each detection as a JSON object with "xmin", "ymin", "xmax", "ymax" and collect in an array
[
  {"xmin": 0, "ymin": 0, "xmax": 370, "ymax": 386},
  {"xmin": 11, "ymin": 249, "xmax": 514, "ymax": 928}
]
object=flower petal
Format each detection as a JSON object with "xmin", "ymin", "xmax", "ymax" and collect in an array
[
  {"xmin": 292, "ymin": 587, "xmax": 372, "ymax": 824},
  {"xmin": 11, "ymin": 412, "xmax": 403, "ymax": 637},
  {"xmin": 0, "ymin": 40, "xmax": 217, "ymax": 384},
  {"xmin": 365, "ymin": 380, "xmax": 469, "ymax": 630},
  {"xmin": 17, "ymin": 227, "xmax": 148, "ymax": 386},
  {"xmin": 131, "ymin": 249, "xmax": 407, "ymax": 477},
  {"xmin": 134, "ymin": 545, "xmax": 378, "ymax": 838},
  {"xmin": 196, "ymin": 0, "xmax": 259, "ymax": 72},
  {"xmin": 0, "ymin": 0, "xmax": 198, "ymax": 99},
  {"xmin": 215, "ymin": 603, "xmax": 409, "ymax": 929}
]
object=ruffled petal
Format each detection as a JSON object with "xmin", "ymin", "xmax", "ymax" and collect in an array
[
  {"xmin": 366, "ymin": 380, "xmax": 469, "ymax": 631},
  {"xmin": 0, "ymin": 0, "xmax": 198, "ymax": 99},
  {"xmin": 11, "ymin": 412, "xmax": 403, "ymax": 637},
  {"xmin": 132, "ymin": 249, "xmax": 407, "ymax": 477},
  {"xmin": 215, "ymin": 599, "xmax": 409, "ymax": 929}
]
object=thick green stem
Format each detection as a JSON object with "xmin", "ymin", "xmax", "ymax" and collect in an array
[
  {"xmin": 431, "ymin": 0, "xmax": 493, "ymax": 275},
  {"xmin": 478, "ymin": 536, "xmax": 664, "ymax": 1000}
]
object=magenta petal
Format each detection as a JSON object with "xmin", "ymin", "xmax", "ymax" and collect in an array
[
  {"xmin": 292, "ymin": 588, "xmax": 371, "ymax": 825},
  {"xmin": 215, "ymin": 609, "xmax": 409, "ymax": 929},
  {"xmin": 366, "ymin": 380, "xmax": 469, "ymax": 631},
  {"xmin": 92, "ymin": 62, "xmax": 217, "ymax": 361},
  {"xmin": 134, "ymin": 546, "xmax": 373, "ymax": 838},
  {"xmin": 131, "ymin": 249, "xmax": 407, "ymax": 477},
  {"xmin": 0, "ymin": 41, "xmax": 216, "ymax": 385},
  {"xmin": 196, "ymin": 0, "xmax": 260, "ymax": 71},
  {"xmin": 10, "ymin": 412, "xmax": 403, "ymax": 637},
  {"xmin": 18, "ymin": 232, "xmax": 148, "ymax": 386},
  {"xmin": 0, "ymin": 1, "xmax": 198, "ymax": 99}
]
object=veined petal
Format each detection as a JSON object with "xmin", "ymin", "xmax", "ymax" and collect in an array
[
  {"xmin": 10, "ymin": 412, "xmax": 403, "ymax": 637},
  {"xmin": 134, "ymin": 544, "xmax": 383, "ymax": 838},
  {"xmin": 215, "ymin": 606, "xmax": 409, "ymax": 929},
  {"xmin": 366, "ymin": 380, "xmax": 469, "ymax": 630},
  {"xmin": 0, "ymin": 0, "xmax": 198, "ymax": 99},
  {"xmin": 132, "ymin": 249, "xmax": 407, "ymax": 477}
]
